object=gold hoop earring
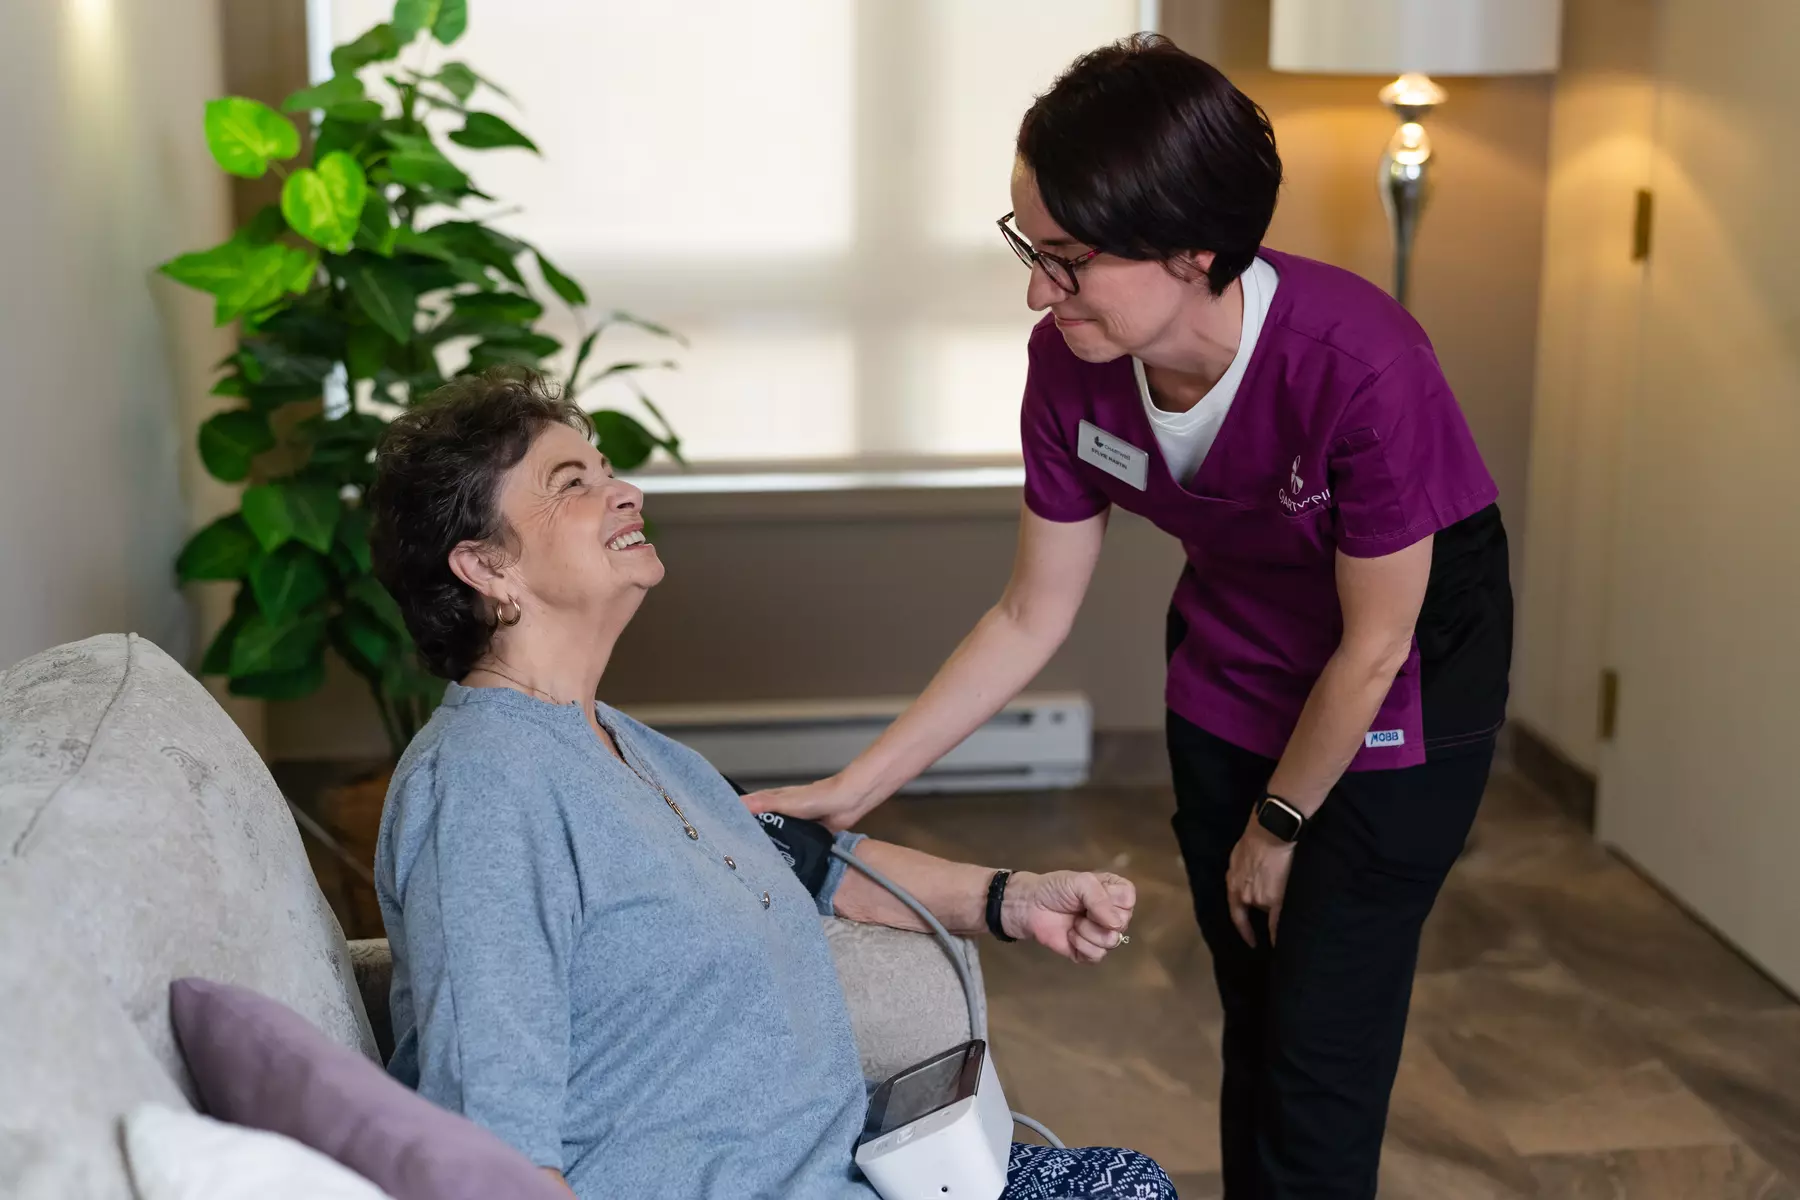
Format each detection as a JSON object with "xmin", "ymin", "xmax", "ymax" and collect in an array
[{"xmin": 495, "ymin": 599, "xmax": 523, "ymax": 627}]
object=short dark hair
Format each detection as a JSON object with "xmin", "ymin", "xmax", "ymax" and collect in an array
[
  {"xmin": 1017, "ymin": 33, "xmax": 1282, "ymax": 296},
  {"xmin": 367, "ymin": 369, "xmax": 590, "ymax": 681}
]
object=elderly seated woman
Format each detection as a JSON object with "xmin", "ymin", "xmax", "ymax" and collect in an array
[{"xmin": 364, "ymin": 371, "xmax": 1174, "ymax": 1200}]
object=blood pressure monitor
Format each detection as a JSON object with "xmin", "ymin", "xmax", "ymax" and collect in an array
[{"xmin": 855, "ymin": 1039, "xmax": 1012, "ymax": 1200}]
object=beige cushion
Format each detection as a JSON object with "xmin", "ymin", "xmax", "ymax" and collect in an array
[{"xmin": 824, "ymin": 917, "xmax": 985, "ymax": 1082}]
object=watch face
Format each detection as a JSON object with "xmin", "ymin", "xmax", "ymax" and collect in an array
[{"xmin": 1258, "ymin": 799, "xmax": 1303, "ymax": 842}]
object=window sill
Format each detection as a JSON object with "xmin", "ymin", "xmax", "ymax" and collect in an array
[{"xmin": 630, "ymin": 459, "xmax": 1025, "ymax": 523}]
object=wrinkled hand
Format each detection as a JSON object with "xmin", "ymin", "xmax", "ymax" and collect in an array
[
  {"xmin": 740, "ymin": 775, "xmax": 867, "ymax": 832},
  {"xmin": 1003, "ymin": 871, "xmax": 1137, "ymax": 963},
  {"xmin": 1225, "ymin": 820, "xmax": 1295, "ymax": 947}
]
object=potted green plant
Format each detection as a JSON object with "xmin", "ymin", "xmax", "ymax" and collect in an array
[{"xmin": 163, "ymin": 0, "xmax": 682, "ymax": 763}]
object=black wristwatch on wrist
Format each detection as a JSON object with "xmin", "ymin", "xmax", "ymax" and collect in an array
[
  {"xmin": 985, "ymin": 870, "xmax": 1018, "ymax": 942},
  {"xmin": 1255, "ymin": 793, "xmax": 1306, "ymax": 843}
]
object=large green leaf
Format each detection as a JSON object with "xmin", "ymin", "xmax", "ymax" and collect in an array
[
  {"xmin": 197, "ymin": 410, "xmax": 276, "ymax": 482},
  {"xmin": 485, "ymin": 330, "xmax": 562, "ymax": 358},
  {"xmin": 392, "ymin": 0, "xmax": 442, "ymax": 40},
  {"xmin": 381, "ymin": 133, "xmax": 470, "ymax": 192},
  {"xmin": 334, "ymin": 505, "xmax": 374, "ymax": 574},
  {"xmin": 240, "ymin": 204, "xmax": 288, "ymax": 246},
  {"xmin": 303, "ymin": 411, "xmax": 387, "ymax": 469},
  {"xmin": 228, "ymin": 611, "xmax": 326, "ymax": 678},
  {"xmin": 177, "ymin": 514, "xmax": 260, "ymax": 582},
  {"xmin": 465, "ymin": 335, "xmax": 558, "ymax": 373},
  {"xmin": 160, "ymin": 240, "xmax": 317, "ymax": 325},
  {"xmin": 330, "ymin": 605, "xmax": 397, "ymax": 676},
  {"xmin": 314, "ymin": 115, "xmax": 374, "ymax": 161},
  {"xmin": 336, "ymin": 615, "xmax": 399, "ymax": 680},
  {"xmin": 347, "ymin": 575, "xmax": 407, "ymax": 635},
  {"xmin": 229, "ymin": 656, "xmax": 328, "ymax": 700},
  {"xmin": 249, "ymin": 543, "xmax": 331, "ymax": 619},
  {"xmin": 590, "ymin": 410, "xmax": 661, "ymax": 471},
  {"xmin": 332, "ymin": 24, "xmax": 402, "ymax": 75},
  {"xmin": 405, "ymin": 221, "xmax": 524, "ymax": 286},
  {"xmin": 242, "ymin": 481, "xmax": 342, "ymax": 554},
  {"xmin": 436, "ymin": 62, "xmax": 479, "ymax": 102},
  {"xmin": 237, "ymin": 335, "xmax": 337, "ymax": 386},
  {"xmin": 449, "ymin": 112, "xmax": 537, "ymax": 152},
  {"xmin": 200, "ymin": 601, "xmax": 252, "ymax": 675},
  {"xmin": 346, "ymin": 324, "xmax": 395, "ymax": 381},
  {"xmin": 283, "ymin": 247, "xmax": 321, "ymax": 296},
  {"xmin": 356, "ymin": 190, "xmax": 399, "ymax": 256},
  {"xmin": 204, "ymin": 97, "xmax": 300, "ymax": 179},
  {"xmin": 342, "ymin": 258, "xmax": 420, "ymax": 343},
  {"xmin": 535, "ymin": 250, "xmax": 587, "ymax": 306},
  {"xmin": 281, "ymin": 75, "xmax": 364, "ymax": 114},
  {"xmin": 281, "ymin": 152, "xmax": 368, "ymax": 253},
  {"xmin": 453, "ymin": 291, "xmax": 543, "ymax": 324},
  {"xmin": 432, "ymin": 0, "xmax": 469, "ymax": 44}
]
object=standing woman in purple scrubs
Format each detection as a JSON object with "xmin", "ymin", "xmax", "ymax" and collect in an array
[{"xmin": 747, "ymin": 34, "xmax": 1512, "ymax": 1199}]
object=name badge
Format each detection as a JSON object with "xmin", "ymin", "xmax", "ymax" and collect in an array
[
  {"xmin": 1365, "ymin": 729, "xmax": 1406, "ymax": 749},
  {"xmin": 1076, "ymin": 420, "xmax": 1149, "ymax": 491}
]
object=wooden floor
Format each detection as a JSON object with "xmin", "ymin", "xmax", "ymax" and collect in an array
[
  {"xmin": 288, "ymin": 763, "xmax": 1800, "ymax": 1198},
  {"xmin": 859, "ymin": 772, "xmax": 1800, "ymax": 1199}
]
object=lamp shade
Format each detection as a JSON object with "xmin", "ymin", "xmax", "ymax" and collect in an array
[{"xmin": 1270, "ymin": 0, "xmax": 1562, "ymax": 76}]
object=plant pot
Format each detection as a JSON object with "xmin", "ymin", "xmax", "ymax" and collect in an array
[{"xmin": 306, "ymin": 764, "xmax": 396, "ymax": 941}]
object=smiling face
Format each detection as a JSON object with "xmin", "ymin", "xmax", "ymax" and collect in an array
[
  {"xmin": 481, "ymin": 421, "xmax": 664, "ymax": 624},
  {"xmin": 1010, "ymin": 164, "xmax": 1215, "ymax": 365}
]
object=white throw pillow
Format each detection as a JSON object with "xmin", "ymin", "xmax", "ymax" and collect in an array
[{"xmin": 123, "ymin": 1104, "xmax": 395, "ymax": 1200}]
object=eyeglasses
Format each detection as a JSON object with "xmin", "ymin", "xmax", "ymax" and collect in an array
[{"xmin": 998, "ymin": 211, "xmax": 1101, "ymax": 295}]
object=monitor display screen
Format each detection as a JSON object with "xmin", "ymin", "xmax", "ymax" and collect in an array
[{"xmin": 863, "ymin": 1040, "xmax": 985, "ymax": 1142}]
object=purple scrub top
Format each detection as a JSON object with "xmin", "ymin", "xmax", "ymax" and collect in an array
[{"xmin": 1021, "ymin": 249, "xmax": 1503, "ymax": 771}]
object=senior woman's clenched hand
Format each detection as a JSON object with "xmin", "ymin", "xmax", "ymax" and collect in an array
[{"xmin": 1000, "ymin": 871, "xmax": 1137, "ymax": 963}]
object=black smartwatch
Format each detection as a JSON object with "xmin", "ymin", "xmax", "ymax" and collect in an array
[{"xmin": 1255, "ymin": 794, "xmax": 1306, "ymax": 843}]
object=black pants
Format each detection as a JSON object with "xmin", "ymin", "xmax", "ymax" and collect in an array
[{"xmin": 1167, "ymin": 711, "xmax": 1493, "ymax": 1199}]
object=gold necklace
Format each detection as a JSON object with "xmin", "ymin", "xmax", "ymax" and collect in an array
[
  {"xmin": 465, "ymin": 664, "xmax": 575, "ymax": 706},
  {"xmin": 468, "ymin": 666, "xmax": 699, "ymax": 841}
]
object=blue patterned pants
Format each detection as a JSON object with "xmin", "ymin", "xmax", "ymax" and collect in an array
[{"xmin": 1001, "ymin": 1143, "xmax": 1177, "ymax": 1198}]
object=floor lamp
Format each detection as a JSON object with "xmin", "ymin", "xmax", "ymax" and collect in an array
[{"xmin": 1269, "ymin": 0, "xmax": 1562, "ymax": 308}]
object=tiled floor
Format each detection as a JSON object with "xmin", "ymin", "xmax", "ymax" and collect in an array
[
  {"xmin": 856, "ymin": 772, "xmax": 1800, "ymax": 1199},
  {"xmin": 286, "ymin": 761, "xmax": 1800, "ymax": 1198}
]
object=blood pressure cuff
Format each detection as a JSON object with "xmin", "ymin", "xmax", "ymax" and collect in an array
[{"xmin": 723, "ymin": 776, "xmax": 836, "ymax": 900}]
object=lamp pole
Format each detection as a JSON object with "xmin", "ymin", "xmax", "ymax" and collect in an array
[{"xmin": 1376, "ymin": 73, "xmax": 1445, "ymax": 310}]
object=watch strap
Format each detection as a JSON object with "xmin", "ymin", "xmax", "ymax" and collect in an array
[
  {"xmin": 985, "ymin": 870, "xmax": 1018, "ymax": 942},
  {"xmin": 1257, "ymin": 794, "xmax": 1306, "ymax": 843}
]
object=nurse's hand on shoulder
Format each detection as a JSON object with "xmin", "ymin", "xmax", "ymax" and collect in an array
[
  {"xmin": 1226, "ymin": 821, "xmax": 1296, "ymax": 947},
  {"xmin": 1002, "ymin": 870, "xmax": 1137, "ymax": 964},
  {"xmin": 741, "ymin": 774, "xmax": 867, "ymax": 831}
]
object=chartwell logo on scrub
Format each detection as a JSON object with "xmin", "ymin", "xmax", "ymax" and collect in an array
[{"xmin": 1278, "ymin": 456, "xmax": 1332, "ymax": 515}]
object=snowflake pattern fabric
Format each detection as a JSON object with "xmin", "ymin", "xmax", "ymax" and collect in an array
[{"xmin": 1000, "ymin": 1143, "xmax": 1177, "ymax": 1198}]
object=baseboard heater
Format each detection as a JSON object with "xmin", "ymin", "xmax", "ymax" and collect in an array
[{"xmin": 622, "ymin": 692, "xmax": 1093, "ymax": 794}]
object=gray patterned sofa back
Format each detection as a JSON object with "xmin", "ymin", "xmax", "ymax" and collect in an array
[{"xmin": 0, "ymin": 634, "xmax": 375, "ymax": 1199}]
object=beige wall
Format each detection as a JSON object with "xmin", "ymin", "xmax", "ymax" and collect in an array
[
  {"xmin": 268, "ymin": 0, "xmax": 1554, "ymax": 760},
  {"xmin": 0, "ymin": 0, "xmax": 242, "ymax": 733},
  {"xmin": 1512, "ymin": 0, "xmax": 1660, "ymax": 772}
]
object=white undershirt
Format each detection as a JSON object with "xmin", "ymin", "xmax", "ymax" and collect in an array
[{"xmin": 1135, "ymin": 255, "xmax": 1279, "ymax": 488}]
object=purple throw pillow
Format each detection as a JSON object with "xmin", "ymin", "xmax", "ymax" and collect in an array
[{"xmin": 170, "ymin": 978, "xmax": 568, "ymax": 1200}]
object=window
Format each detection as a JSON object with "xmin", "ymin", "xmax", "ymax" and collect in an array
[{"xmin": 322, "ymin": 0, "xmax": 1142, "ymax": 464}]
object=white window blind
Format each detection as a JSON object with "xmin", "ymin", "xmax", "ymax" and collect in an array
[{"xmin": 323, "ymin": 0, "xmax": 1140, "ymax": 463}]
